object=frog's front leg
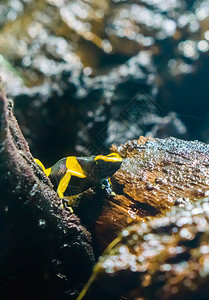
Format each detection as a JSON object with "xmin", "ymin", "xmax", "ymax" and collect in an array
[{"xmin": 100, "ymin": 178, "xmax": 116, "ymax": 196}]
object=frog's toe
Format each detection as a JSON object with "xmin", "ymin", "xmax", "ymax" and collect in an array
[{"xmin": 61, "ymin": 198, "xmax": 74, "ymax": 213}]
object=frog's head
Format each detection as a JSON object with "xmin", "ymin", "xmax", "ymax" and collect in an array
[{"xmin": 77, "ymin": 153, "xmax": 122, "ymax": 182}]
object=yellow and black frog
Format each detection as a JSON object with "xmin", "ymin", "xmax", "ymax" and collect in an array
[{"xmin": 34, "ymin": 153, "xmax": 122, "ymax": 210}]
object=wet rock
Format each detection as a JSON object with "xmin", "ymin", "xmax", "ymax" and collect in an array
[
  {"xmin": 79, "ymin": 197, "xmax": 209, "ymax": 300},
  {"xmin": 0, "ymin": 90, "xmax": 94, "ymax": 299},
  {"xmin": 4, "ymin": 0, "xmax": 209, "ymax": 162},
  {"xmin": 73, "ymin": 136, "xmax": 209, "ymax": 251},
  {"xmin": 115, "ymin": 136, "xmax": 209, "ymax": 211}
]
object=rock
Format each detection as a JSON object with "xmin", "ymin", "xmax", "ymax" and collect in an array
[
  {"xmin": 79, "ymin": 197, "xmax": 209, "ymax": 300},
  {"xmin": 0, "ymin": 90, "xmax": 94, "ymax": 299},
  {"xmin": 73, "ymin": 136, "xmax": 209, "ymax": 251}
]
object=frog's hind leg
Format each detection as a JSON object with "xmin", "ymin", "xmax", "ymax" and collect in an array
[
  {"xmin": 34, "ymin": 158, "xmax": 46, "ymax": 171},
  {"xmin": 34, "ymin": 158, "xmax": 51, "ymax": 177},
  {"xmin": 61, "ymin": 198, "xmax": 73, "ymax": 213},
  {"xmin": 57, "ymin": 171, "xmax": 72, "ymax": 199},
  {"xmin": 57, "ymin": 171, "xmax": 73, "ymax": 212}
]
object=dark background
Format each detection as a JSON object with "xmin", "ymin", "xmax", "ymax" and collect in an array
[{"xmin": 0, "ymin": 0, "xmax": 209, "ymax": 166}]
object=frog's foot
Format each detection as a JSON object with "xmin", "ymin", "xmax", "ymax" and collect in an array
[
  {"xmin": 64, "ymin": 195, "xmax": 80, "ymax": 207},
  {"xmin": 60, "ymin": 198, "xmax": 73, "ymax": 213},
  {"xmin": 99, "ymin": 179, "xmax": 116, "ymax": 196}
]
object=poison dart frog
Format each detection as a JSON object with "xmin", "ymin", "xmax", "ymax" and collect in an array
[{"xmin": 34, "ymin": 153, "xmax": 122, "ymax": 211}]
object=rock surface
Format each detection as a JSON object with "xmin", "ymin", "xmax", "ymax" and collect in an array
[
  {"xmin": 73, "ymin": 136, "xmax": 209, "ymax": 251},
  {"xmin": 0, "ymin": 90, "xmax": 95, "ymax": 299},
  {"xmin": 79, "ymin": 197, "xmax": 209, "ymax": 300},
  {"xmin": 2, "ymin": 0, "xmax": 209, "ymax": 163}
]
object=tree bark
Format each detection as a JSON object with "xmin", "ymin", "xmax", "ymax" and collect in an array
[{"xmin": 0, "ymin": 91, "xmax": 95, "ymax": 300}]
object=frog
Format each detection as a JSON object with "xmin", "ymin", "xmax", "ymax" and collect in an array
[{"xmin": 34, "ymin": 153, "xmax": 122, "ymax": 211}]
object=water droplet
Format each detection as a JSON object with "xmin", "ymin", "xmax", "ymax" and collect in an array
[
  {"xmin": 197, "ymin": 40, "xmax": 209, "ymax": 52},
  {"xmin": 39, "ymin": 219, "xmax": 46, "ymax": 228}
]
